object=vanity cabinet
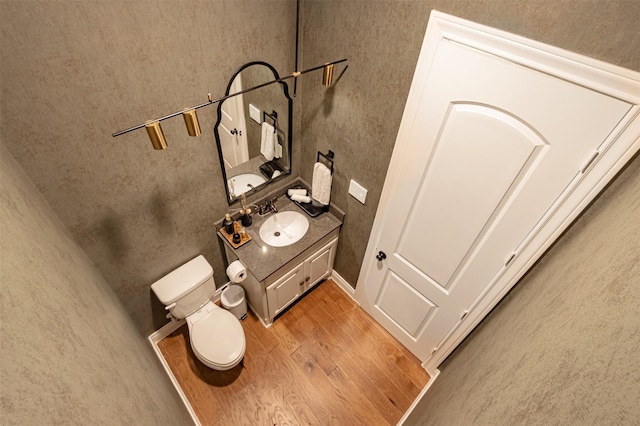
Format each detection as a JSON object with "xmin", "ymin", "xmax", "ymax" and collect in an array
[
  {"xmin": 219, "ymin": 190, "xmax": 344, "ymax": 327},
  {"xmin": 266, "ymin": 237, "xmax": 338, "ymax": 319},
  {"xmin": 226, "ymin": 230, "xmax": 340, "ymax": 327}
]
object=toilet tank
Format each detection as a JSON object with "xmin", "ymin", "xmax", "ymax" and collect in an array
[{"xmin": 151, "ymin": 255, "xmax": 216, "ymax": 319}]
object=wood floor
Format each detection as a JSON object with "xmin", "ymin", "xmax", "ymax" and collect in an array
[{"xmin": 157, "ymin": 279, "xmax": 430, "ymax": 425}]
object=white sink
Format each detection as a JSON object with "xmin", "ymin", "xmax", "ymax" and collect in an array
[
  {"xmin": 228, "ymin": 173, "xmax": 266, "ymax": 196},
  {"xmin": 259, "ymin": 211, "xmax": 309, "ymax": 247}
]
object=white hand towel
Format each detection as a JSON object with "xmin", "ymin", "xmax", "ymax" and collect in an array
[
  {"xmin": 291, "ymin": 194, "xmax": 311, "ymax": 203},
  {"xmin": 312, "ymin": 162, "xmax": 332, "ymax": 205},
  {"xmin": 260, "ymin": 122, "xmax": 275, "ymax": 160},
  {"xmin": 287, "ymin": 188, "xmax": 307, "ymax": 197}
]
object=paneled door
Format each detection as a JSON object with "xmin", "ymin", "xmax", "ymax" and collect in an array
[
  {"xmin": 219, "ymin": 74, "xmax": 248, "ymax": 169},
  {"xmin": 355, "ymin": 12, "xmax": 639, "ymax": 368}
]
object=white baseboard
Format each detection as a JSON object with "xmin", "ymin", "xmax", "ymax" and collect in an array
[
  {"xmin": 330, "ymin": 269, "xmax": 357, "ymax": 303},
  {"xmin": 327, "ymin": 269, "xmax": 439, "ymax": 425},
  {"xmin": 148, "ymin": 320, "xmax": 200, "ymax": 426},
  {"xmin": 397, "ymin": 368, "xmax": 441, "ymax": 426},
  {"xmin": 147, "ymin": 285, "xmax": 229, "ymax": 426}
]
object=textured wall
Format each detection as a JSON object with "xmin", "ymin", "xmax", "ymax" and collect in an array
[
  {"xmin": 0, "ymin": 145, "xmax": 191, "ymax": 425},
  {"xmin": 404, "ymin": 155, "xmax": 640, "ymax": 424},
  {"xmin": 300, "ymin": 0, "xmax": 640, "ymax": 287},
  {"xmin": 3, "ymin": 0, "xmax": 639, "ymax": 337},
  {"xmin": 0, "ymin": 1, "xmax": 297, "ymax": 334}
]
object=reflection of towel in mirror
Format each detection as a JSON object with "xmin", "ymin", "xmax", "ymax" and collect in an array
[
  {"xmin": 274, "ymin": 140, "xmax": 282, "ymax": 159},
  {"xmin": 312, "ymin": 162, "xmax": 332, "ymax": 205},
  {"xmin": 261, "ymin": 122, "xmax": 275, "ymax": 160}
]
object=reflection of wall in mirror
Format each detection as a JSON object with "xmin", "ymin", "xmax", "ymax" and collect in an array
[{"xmin": 241, "ymin": 66, "xmax": 289, "ymax": 170}]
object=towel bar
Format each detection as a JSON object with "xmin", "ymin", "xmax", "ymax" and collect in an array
[
  {"xmin": 263, "ymin": 110, "xmax": 278, "ymax": 133},
  {"xmin": 317, "ymin": 150, "xmax": 334, "ymax": 174}
]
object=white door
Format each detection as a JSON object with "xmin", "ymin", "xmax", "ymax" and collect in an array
[
  {"xmin": 219, "ymin": 75, "xmax": 249, "ymax": 169},
  {"xmin": 355, "ymin": 13, "xmax": 639, "ymax": 365}
]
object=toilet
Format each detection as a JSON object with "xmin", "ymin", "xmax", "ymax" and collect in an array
[{"xmin": 151, "ymin": 255, "xmax": 246, "ymax": 370}]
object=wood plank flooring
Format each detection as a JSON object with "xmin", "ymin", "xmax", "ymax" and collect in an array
[{"xmin": 157, "ymin": 279, "xmax": 430, "ymax": 425}]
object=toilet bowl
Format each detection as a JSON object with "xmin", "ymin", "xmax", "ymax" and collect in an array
[
  {"xmin": 187, "ymin": 301, "xmax": 246, "ymax": 370},
  {"xmin": 151, "ymin": 255, "xmax": 246, "ymax": 371}
]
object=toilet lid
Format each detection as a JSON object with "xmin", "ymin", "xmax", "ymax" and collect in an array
[{"xmin": 190, "ymin": 309, "xmax": 245, "ymax": 367}]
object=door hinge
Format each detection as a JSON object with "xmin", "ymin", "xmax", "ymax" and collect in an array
[
  {"xmin": 505, "ymin": 252, "xmax": 516, "ymax": 267},
  {"xmin": 580, "ymin": 151, "xmax": 599, "ymax": 174},
  {"xmin": 460, "ymin": 309, "xmax": 469, "ymax": 321}
]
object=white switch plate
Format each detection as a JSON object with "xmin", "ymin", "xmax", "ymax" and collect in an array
[
  {"xmin": 348, "ymin": 179, "xmax": 368, "ymax": 204},
  {"xmin": 249, "ymin": 104, "xmax": 261, "ymax": 124}
]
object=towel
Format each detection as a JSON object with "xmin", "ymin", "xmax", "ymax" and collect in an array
[
  {"xmin": 260, "ymin": 122, "xmax": 275, "ymax": 160},
  {"xmin": 312, "ymin": 162, "xmax": 332, "ymax": 205},
  {"xmin": 271, "ymin": 170, "xmax": 281, "ymax": 179},
  {"xmin": 291, "ymin": 194, "xmax": 311, "ymax": 203},
  {"xmin": 287, "ymin": 188, "xmax": 307, "ymax": 197}
]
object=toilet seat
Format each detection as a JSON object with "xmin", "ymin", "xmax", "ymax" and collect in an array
[{"xmin": 187, "ymin": 302, "xmax": 246, "ymax": 370}]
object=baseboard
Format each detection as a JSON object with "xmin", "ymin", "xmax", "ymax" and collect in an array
[
  {"xmin": 328, "ymin": 269, "xmax": 439, "ymax": 425},
  {"xmin": 148, "ymin": 320, "xmax": 200, "ymax": 426},
  {"xmin": 145, "ymin": 284, "xmax": 238, "ymax": 425},
  {"xmin": 330, "ymin": 269, "xmax": 357, "ymax": 303},
  {"xmin": 397, "ymin": 368, "xmax": 441, "ymax": 426}
]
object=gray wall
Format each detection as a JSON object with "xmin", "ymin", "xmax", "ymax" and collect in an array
[
  {"xmin": 0, "ymin": 1, "xmax": 297, "ymax": 334},
  {"xmin": 1, "ymin": 0, "xmax": 639, "ymax": 347},
  {"xmin": 300, "ymin": 0, "xmax": 640, "ymax": 286},
  {"xmin": 1, "ymin": 0, "xmax": 639, "ymax": 422},
  {"xmin": 404, "ymin": 156, "xmax": 640, "ymax": 425},
  {"xmin": 0, "ymin": 145, "xmax": 192, "ymax": 424}
]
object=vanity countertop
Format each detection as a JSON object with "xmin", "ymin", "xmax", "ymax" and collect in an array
[{"xmin": 217, "ymin": 196, "xmax": 343, "ymax": 282}]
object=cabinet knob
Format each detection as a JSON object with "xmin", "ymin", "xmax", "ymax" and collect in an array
[
  {"xmin": 376, "ymin": 251, "xmax": 387, "ymax": 261},
  {"xmin": 305, "ymin": 276, "xmax": 310, "ymax": 282},
  {"xmin": 299, "ymin": 281, "xmax": 304, "ymax": 286}
]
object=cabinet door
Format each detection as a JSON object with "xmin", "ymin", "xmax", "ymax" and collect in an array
[
  {"xmin": 305, "ymin": 238, "xmax": 338, "ymax": 289},
  {"xmin": 266, "ymin": 263, "xmax": 304, "ymax": 319}
]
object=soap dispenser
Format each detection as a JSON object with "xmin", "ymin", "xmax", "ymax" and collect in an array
[
  {"xmin": 223, "ymin": 213, "xmax": 234, "ymax": 235},
  {"xmin": 241, "ymin": 208, "xmax": 252, "ymax": 227}
]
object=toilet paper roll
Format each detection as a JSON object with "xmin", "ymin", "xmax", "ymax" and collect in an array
[{"xmin": 226, "ymin": 260, "xmax": 247, "ymax": 283}]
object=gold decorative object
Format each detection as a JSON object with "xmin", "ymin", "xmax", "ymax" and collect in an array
[
  {"xmin": 145, "ymin": 120, "xmax": 167, "ymax": 150},
  {"xmin": 182, "ymin": 108, "xmax": 201, "ymax": 137},
  {"xmin": 322, "ymin": 63, "xmax": 334, "ymax": 87}
]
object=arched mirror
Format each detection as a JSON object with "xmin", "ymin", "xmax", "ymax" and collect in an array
[{"xmin": 214, "ymin": 61, "xmax": 293, "ymax": 204}]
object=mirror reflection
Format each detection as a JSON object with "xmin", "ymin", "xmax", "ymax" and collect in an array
[{"xmin": 214, "ymin": 61, "xmax": 292, "ymax": 204}]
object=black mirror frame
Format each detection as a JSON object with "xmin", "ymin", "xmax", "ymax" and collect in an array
[{"xmin": 214, "ymin": 61, "xmax": 293, "ymax": 205}]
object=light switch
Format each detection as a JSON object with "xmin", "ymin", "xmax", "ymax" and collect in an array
[
  {"xmin": 249, "ymin": 104, "xmax": 261, "ymax": 124},
  {"xmin": 348, "ymin": 179, "xmax": 368, "ymax": 204}
]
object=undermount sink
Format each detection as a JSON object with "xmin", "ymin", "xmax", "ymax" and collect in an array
[
  {"xmin": 228, "ymin": 173, "xmax": 266, "ymax": 196},
  {"xmin": 259, "ymin": 211, "xmax": 309, "ymax": 247}
]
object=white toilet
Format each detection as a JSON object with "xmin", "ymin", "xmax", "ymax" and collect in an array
[{"xmin": 151, "ymin": 255, "xmax": 246, "ymax": 371}]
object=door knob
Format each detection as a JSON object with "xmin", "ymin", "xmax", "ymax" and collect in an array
[
  {"xmin": 230, "ymin": 128, "xmax": 242, "ymax": 136},
  {"xmin": 376, "ymin": 251, "xmax": 387, "ymax": 261}
]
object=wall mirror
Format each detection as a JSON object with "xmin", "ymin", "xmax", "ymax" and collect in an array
[{"xmin": 214, "ymin": 61, "xmax": 293, "ymax": 204}]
